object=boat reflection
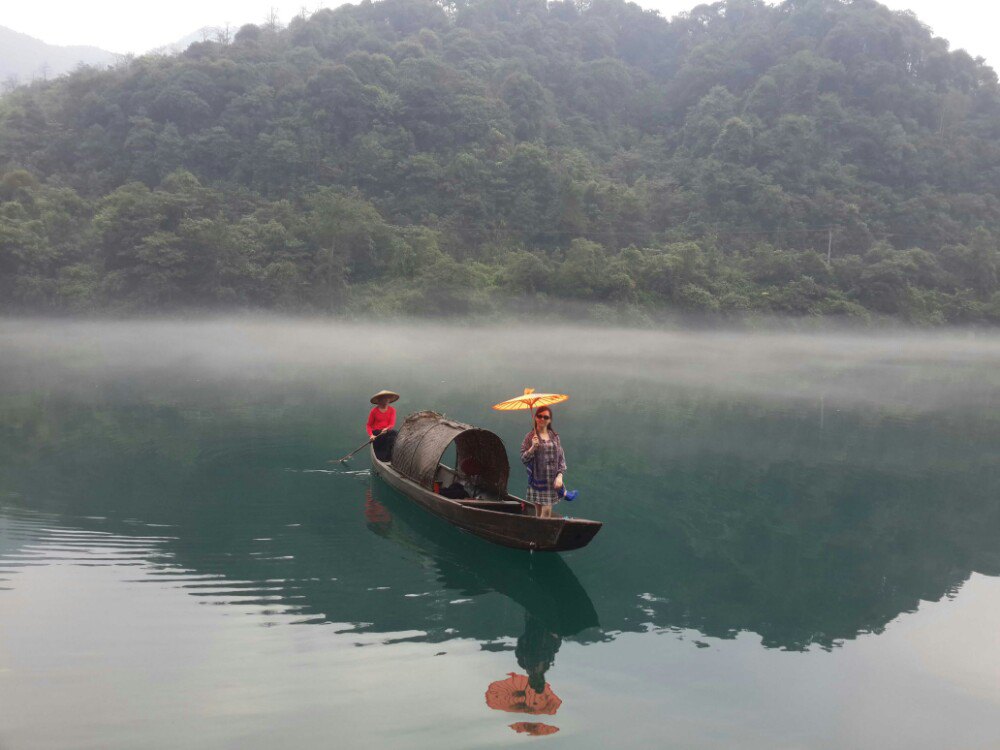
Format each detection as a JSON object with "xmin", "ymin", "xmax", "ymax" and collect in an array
[
  {"xmin": 363, "ymin": 484, "xmax": 582, "ymax": 737},
  {"xmin": 363, "ymin": 481, "xmax": 600, "ymax": 639}
]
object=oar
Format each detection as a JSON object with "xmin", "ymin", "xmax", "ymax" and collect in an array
[{"xmin": 329, "ymin": 438, "xmax": 371, "ymax": 464}]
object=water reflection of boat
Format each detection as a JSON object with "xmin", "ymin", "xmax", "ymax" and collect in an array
[
  {"xmin": 370, "ymin": 411, "xmax": 602, "ymax": 552},
  {"xmin": 365, "ymin": 482, "xmax": 600, "ymax": 637},
  {"xmin": 365, "ymin": 486, "xmax": 581, "ymax": 735}
]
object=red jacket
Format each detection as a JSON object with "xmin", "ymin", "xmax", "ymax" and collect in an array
[{"xmin": 367, "ymin": 406, "xmax": 396, "ymax": 437}]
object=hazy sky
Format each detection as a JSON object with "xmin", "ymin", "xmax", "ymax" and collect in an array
[{"xmin": 1, "ymin": 0, "xmax": 996, "ymax": 68}]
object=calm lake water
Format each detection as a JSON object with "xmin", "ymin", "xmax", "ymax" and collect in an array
[{"xmin": 2, "ymin": 319, "xmax": 1000, "ymax": 749}]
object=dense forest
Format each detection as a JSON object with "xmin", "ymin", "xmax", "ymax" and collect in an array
[{"xmin": 1, "ymin": 0, "xmax": 999, "ymax": 323}]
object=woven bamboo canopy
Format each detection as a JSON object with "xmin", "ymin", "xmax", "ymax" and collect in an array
[{"xmin": 391, "ymin": 411, "xmax": 510, "ymax": 496}]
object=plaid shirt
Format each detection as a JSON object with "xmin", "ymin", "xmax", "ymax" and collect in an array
[{"xmin": 520, "ymin": 431, "xmax": 567, "ymax": 505}]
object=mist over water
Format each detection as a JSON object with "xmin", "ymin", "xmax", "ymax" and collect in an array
[
  {"xmin": 2, "ymin": 317, "xmax": 1000, "ymax": 749},
  {"xmin": 4, "ymin": 317, "xmax": 1000, "ymax": 410}
]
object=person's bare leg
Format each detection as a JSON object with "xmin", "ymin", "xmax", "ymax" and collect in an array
[{"xmin": 541, "ymin": 505, "xmax": 553, "ymax": 519}]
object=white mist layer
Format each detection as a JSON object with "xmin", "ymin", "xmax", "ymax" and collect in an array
[{"xmin": 2, "ymin": 318, "xmax": 999, "ymax": 413}]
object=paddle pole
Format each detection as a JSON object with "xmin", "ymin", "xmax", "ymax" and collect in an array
[{"xmin": 329, "ymin": 438, "xmax": 371, "ymax": 464}]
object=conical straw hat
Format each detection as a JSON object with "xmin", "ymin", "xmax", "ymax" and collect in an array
[{"xmin": 370, "ymin": 389, "xmax": 400, "ymax": 404}]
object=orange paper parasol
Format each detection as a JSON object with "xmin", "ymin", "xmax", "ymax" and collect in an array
[
  {"xmin": 493, "ymin": 388, "xmax": 568, "ymax": 412},
  {"xmin": 509, "ymin": 722, "xmax": 560, "ymax": 736},
  {"xmin": 493, "ymin": 389, "xmax": 568, "ymax": 433},
  {"xmin": 485, "ymin": 672, "xmax": 562, "ymax": 715}
]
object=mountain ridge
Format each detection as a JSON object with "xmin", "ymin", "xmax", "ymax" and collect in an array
[{"xmin": 0, "ymin": 25, "xmax": 117, "ymax": 86}]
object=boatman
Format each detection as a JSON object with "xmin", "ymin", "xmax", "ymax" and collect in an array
[{"xmin": 368, "ymin": 389, "xmax": 399, "ymax": 461}]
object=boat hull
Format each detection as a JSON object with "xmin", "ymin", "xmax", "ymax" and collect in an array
[{"xmin": 370, "ymin": 447, "xmax": 601, "ymax": 552}]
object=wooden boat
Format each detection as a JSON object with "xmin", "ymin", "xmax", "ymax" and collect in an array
[{"xmin": 370, "ymin": 411, "xmax": 602, "ymax": 552}]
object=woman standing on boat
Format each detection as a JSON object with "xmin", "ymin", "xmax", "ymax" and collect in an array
[
  {"xmin": 368, "ymin": 390, "xmax": 399, "ymax": 461},
  {"xmin": 520, "ymin": 406, "xmax": 566, "ymax": 519}
]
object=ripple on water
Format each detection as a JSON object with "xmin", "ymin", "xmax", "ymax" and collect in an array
[
  {"xmin": 1, "ymin": 508, "xmax": 173, "ymax": 559},
  {"xmin": 0, "ymin": 507, "xmax": 311, "ymax": 619}
]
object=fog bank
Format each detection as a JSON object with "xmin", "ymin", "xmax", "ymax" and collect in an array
[{"xmin": 2, "ymin": 318, "xmax": 998, "ymax": 413}]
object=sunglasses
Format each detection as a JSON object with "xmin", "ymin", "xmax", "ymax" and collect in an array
[{"xmin": 535, "ymin": 414, "xmax": 551, "ymax": 420}]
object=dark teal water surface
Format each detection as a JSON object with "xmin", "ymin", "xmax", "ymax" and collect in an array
[{"xmin": 2, "ymin": 320, "xmax": 1000, "ymax": 748}]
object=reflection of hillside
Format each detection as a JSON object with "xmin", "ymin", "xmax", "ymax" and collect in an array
[
  {"xmin": 2, "ymin": 393, "xmax": 1000, "ymax": 651},
  {"xmin": 562, "ymin": 398, "xmax": 1000, "ymax": 649}
]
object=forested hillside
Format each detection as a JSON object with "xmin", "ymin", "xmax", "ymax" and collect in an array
[{"xmin": 1, "ymin": 0, "xmax": 999, "ymax": 323}]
